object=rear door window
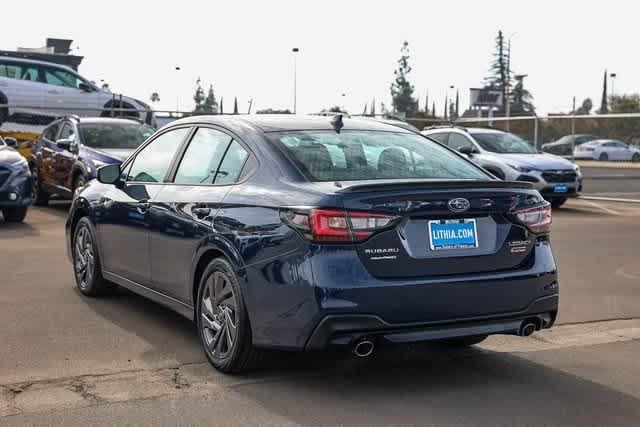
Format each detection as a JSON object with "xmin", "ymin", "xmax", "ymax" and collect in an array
[
  {"xmin": 215, "ymin": 141, "xmax": 250, "ymax": 185},
  {"xmin": 273, "ymin": 131, "xmax": 487, "ymax": 181},
  {"xmin": 173, "ymin": 127, "xmax": 232, "ymax": 184},
  {"xmin": 428, "ymin": 132, "xmax": 449, "ymax": 145}
]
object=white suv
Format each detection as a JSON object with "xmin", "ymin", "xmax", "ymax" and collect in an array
[
  {"xmin": 0, "ymin": 57, "xmax": 156, "ymax": 127},
  {"xmin": 422, "ymin": 127, "xmax": 583, "ymax": 208}
]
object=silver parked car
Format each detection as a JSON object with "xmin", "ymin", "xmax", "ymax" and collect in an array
[
  {"xmin": 574, "ymin": 139, "xmax": 640, "ymax": 162},
  {"xmin": 0, "ymin": 57, "xmax": 156, "ymax": 127},
  {"xmin": 422, "ymin": 127, "xmax": 582, "ymax": 208}
]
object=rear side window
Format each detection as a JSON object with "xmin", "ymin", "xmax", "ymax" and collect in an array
[
  {"xmin": 428, "ymin": 132, "xmax": 449, "ymax": 145},
  {"xmin": 0, "ymin": 61, "xmax": 38, "ymax": 81},
  {"xmin": 173, "ymin": 128, "xmax": 231, "ymax": 184},
  {"xmin": 126, "ymin": 127, "xmax": 189, "ymax": 182},
  {"xmin": 273, "ymin": 131, "xmax": 487, "ymax": 182},
  {"xmin": 215, "ymin": 141, "xmax": 249, "ymax": 185}
]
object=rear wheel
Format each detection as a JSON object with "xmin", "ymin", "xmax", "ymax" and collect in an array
[
  {"xmin": 632, "ymin": 153, "xmax": 640, "ymax": 163},
  {"xmin": 72, "ymin": 217, "xmax": 116, "ymax": 296},
  {"xmin": 441, "ymin": 335, "xmax": 488, "ymax": 347},
  {"xmin": 599, "ymin": 152, "xmax": 608, "ymax": 161},
  {"xmin": 197, "ymin": 258, "xmax": 263, "ymax": 373},
  {"xmin": 551, "ymin": 197, "xmax": 567, "ymax": 208},
  {"xmin": 2, "ymin": 207, "xmax": 27, "ymax": 223}
]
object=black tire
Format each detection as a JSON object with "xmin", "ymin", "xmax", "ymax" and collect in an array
[
  {"xmin": 31, "ymin": 167, "xmax": 49, "ymax": 206},
  {"xmin": 197, "ymin": 258, "xmax": 263, "ymax": 374},
  {"xmin": 632, "ymin": 153, "xmax": 640, "ymax": 163},
  {"xmin": 599, "ymin": 152, "xmax": 608, "ymax": 161},
  {"xmin": 441, "ymin": 335, "xmax": 488, "ymax": 347},
  {"xmin": 551, "ymin": 198, "xmax": 567, "ymax": 208},
  {"xmin": 2, "ymin": 207, "xmax": 27, "ymax": 223},
  {"xmin": 72, "ymin": 217, "xmax": 116, "ymax": 296}
]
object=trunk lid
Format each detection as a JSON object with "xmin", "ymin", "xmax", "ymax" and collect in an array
[{"xmin": 338, "ymin": 181, "xmax": 537, "ymax": 278}]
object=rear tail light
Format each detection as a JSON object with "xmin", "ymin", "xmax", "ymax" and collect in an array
[
  {"xmin": 513, "ymin": 203, "xmax": 552, "ymax": 234},
  {"xmin": 583, "ymin": 147, "xmax": 594, "ymax": 152},
  {"xmin": 282, "ymin": 208, "xmax": 398, "ymax": 243}
]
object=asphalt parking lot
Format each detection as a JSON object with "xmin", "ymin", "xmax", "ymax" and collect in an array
[{"xmin": 2, "ymin": 192, "xmax": 640, "ymax": 424}]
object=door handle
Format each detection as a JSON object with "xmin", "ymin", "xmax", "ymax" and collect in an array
[{"xmin": 192, "ymin": 205, "xmax": 211, "ymax": 218}]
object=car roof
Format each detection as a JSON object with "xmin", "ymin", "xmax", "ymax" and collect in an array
[
  {"xmin": 167, "ymin": 114, "xmax": 414, "ymax": 133},
  {"xmin": 0, "ymin": 55, "xmax": 76, "ymax": 72},
  {"xmin": 422, "ymin": 126, "xmax": 506, "ymax": 135}
]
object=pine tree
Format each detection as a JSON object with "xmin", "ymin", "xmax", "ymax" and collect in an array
[
  {"xmin": 390, "ymin": 41, "xmax": 417, "ymax": 116},
  {"xmin": 432, "ymin": 101, "xmax": 436, "ymax": 118},
  {"xmin": 203, "ymin": 84, "xmax": 218, "ymax": 114},
  {"xmin": 193, "ymin": 78, "xmax": 205, "ymax": 113},
  {"xmin": 444, "ymin": 98, "xmax": 448, "ymax": 121},
  {"xmin": 233, "ymin": 97, "xmax": 239, "ymax": 114},
  {"xmin": 455, "ymin": 89, "xmax": 460, "ymax": 118},
  {"xmin": 510, "ymin": 75, "xmax": 535, "ymax": 113},
  {"xmin": 424, "ymin": 92, "xmax": 429, "ymax": 115},
  {"xmin": 219, "ymin": 97, "xmax": 224, "ymax": 114},
  {"xmin": 599, "ymin": 70, "xmax": 608, "ymax": 114},
  {"xmin": 370, "ymin": 98, "xmax": 376, "ymax": 116},
  {"xmin": 484, "ymin": 30, "xmax": 511, "ymax": 112}
]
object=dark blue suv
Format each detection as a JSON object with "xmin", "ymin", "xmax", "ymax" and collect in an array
[
  {"xmin": 31, "ymin": 116, "xmax": 154, "ymax": 205},
  {"xmin": 66, "ymin": 115, "xmax": 558, "ymax": 373}
]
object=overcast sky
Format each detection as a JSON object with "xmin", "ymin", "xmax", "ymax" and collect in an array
[{"xmin": 5, "ymin": 0, "xmax": 638, "ymax": 115}]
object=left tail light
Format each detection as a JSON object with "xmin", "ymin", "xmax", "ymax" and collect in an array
[
  {"xmin": 281, "ymin": 208, "xmax": 398, "ymax": 243},
  {"xmin": 513, "ymin": 202, "xmax": 552, "ymax": 234}
]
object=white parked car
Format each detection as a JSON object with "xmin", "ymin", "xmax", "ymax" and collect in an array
[
  {"xmin": 574, "ymin": 139, "xmax": 640, "ymax": 162},
  {"xmin": 0, "ymin": 57, "xmax": 156, "ymax": 128},
  {"xmin": 422, "ymin": 126, "xmax": 583, "ymax": 208}
]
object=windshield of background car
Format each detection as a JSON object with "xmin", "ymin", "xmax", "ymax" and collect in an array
[
  {"xmin": 472, "ymin": 132, "xmax": 537, "ymax": 154},
  {"xmin": 272, "ymin": 131, "xmax": 489, "ymax": 181},
  {"xmin": 78, "ymin": 123, "xmax": 155, "ymax": 149}
]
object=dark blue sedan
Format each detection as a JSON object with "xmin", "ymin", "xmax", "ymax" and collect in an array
[{"xmin": 65, "ymin": 115, "xmax": 558, "ymax": 373}]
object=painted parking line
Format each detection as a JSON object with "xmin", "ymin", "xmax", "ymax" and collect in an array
[{"xmin": 578, "ymin": 195, "xmax": 640, "ymax": 204}]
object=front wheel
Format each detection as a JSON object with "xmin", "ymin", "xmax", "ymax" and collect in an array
[
  {"xmin": 2, "ymin": 207, "xmax": 27, "ymax": 223},
  {"xmin": 197, "ymin": 258, "xmax": 263, "ymax": 373},
  {"xmin": 72, "ymin": 217, "xmax": 116, "ymax": 296}
]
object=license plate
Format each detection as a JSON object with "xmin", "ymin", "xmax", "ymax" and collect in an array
[
  {"xmin": 554, "ymin": 184, "xmax": 568, "ymax": 193},
  {"xmin": 428, "ymin": 219, "xmax": 478, "ymax": 250}
]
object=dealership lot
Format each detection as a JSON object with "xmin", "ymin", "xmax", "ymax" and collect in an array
[{"xmin": 1, "ymin": 193, "xmax": 640, "ymax": 425}]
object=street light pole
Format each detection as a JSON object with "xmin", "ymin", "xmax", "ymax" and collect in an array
[
  {"xmin": 175, "ymin": 66, "xmax": 181, "ymax": 116},
  {"xmin": 292, "ymin": 48, "xmax": 299, "ymax": 114}
]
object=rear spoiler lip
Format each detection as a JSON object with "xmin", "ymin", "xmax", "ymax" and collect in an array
[{"xmin": 335, "ymin": 179, "xmax": 533, "ymax": 193}]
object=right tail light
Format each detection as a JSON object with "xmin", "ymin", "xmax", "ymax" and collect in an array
[{"xmin": 513, "ymin": 202, "xmax": 552, "ymax": 234}]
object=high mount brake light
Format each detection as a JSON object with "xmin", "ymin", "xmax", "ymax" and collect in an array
[
  {"xmin": 282, "ymin": 208, "xmax": 397, "ymax": 243},
  {"xmin": 514, "ymin": 203, "xmax": 552, "ymax": 234}
]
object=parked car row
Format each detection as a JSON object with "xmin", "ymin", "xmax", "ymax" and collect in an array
[
  {"xmin": 541, "ymin": 134, "xmax": 640, "ymax": 162},
  {"xmin": 422, "ymin": 126, "xmax": 582, "ymax": 208},
  {"xmin": 0, "ymin": 56, "xmax": 156, "ymax": 127}
]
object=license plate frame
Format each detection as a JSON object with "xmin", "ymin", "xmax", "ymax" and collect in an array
[{"xmin": 428, "ymin": 218, "xmax": 479, "ymax": 251}]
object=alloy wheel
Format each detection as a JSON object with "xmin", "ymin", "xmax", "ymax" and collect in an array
[
  {"xmin": 74, "ymin": 225, "xmax": 95, "ymax": 290},
  {"xmin": 200, "ymin": 271, "xmax": 239, "ymax": 359}
]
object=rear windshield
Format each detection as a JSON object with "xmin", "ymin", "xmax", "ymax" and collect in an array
[
  {"xmin": 79, "ymin": 123, "xmax": 155, "ymax": 149},
  {"xmin": 272, "ymin": 131, "xmax": 488, "ymax": 182}
]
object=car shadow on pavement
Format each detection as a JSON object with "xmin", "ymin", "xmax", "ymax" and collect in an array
[
  {"xmin": 76, "ymin": 286, "xmax": 204, "ymax": 365},
  {"xmin": 230, "ymin": 344, "xmax": 640, "ymax": 426},
  {"xmin": 0, "ymin": 220, "xmax": 39, "ymax": 236}
]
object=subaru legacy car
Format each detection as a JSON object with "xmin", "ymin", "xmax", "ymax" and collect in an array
[
  {"xmin": 0, "ymin": 57, "xmax": 156, "ymax": 127},
  {"xmin": 31, "ymin": 116, "xmax": 154, "ymax": 205},
  {"xmin": 574, "ymin": 139, "xmax": 640, "ymax": 162},
  {"xmin": 0, "ymin": 135, "xmax": 32, "ymax": 222},
  {"xmin": 66, "ymin": 115, "xmax": 558, "ymax": 373},
  {"xmin": 423, "ymin": 127, "xmax": 582, "ymax": 208}
]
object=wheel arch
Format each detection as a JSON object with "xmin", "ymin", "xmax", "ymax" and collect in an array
[
  {"xmin": 190, "ymin": 239, "xmax": 245, "ymax": 315},
  {"xmin": 66, "ymin": 199, "xmax": 92, "ymax": 260}
]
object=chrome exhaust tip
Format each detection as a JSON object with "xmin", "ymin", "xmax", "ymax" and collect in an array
[{"xmin": 353, "ymin": 339, "xmax": 375, "ymax": 358}]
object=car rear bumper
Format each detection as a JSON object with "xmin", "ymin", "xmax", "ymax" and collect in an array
[
  {"xmin": 246, "ymin": 240, "xmax": 558, "ymax": 351},
  {"xmin": 306, "ymin": 293, "xmax": 558, "ymax": 350}
]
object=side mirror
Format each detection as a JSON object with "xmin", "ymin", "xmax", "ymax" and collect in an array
[
  {"xmin": 79, "ymin": 82, "xmax": 93, "ymax": 92},
  {"xmin": 97, "ymin": 163, "xmax": 121, "ymax": 184},
  {"xmin": 56, "ymin": 138, "xmax": 75, "ymax": 151},
  {"xmin": 4, "ymin": 137, "xmax": 18, "ymax": 147},
  {"xmin": 459, "ymin": 146, "xmax": 476, "ymax": 156}
]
